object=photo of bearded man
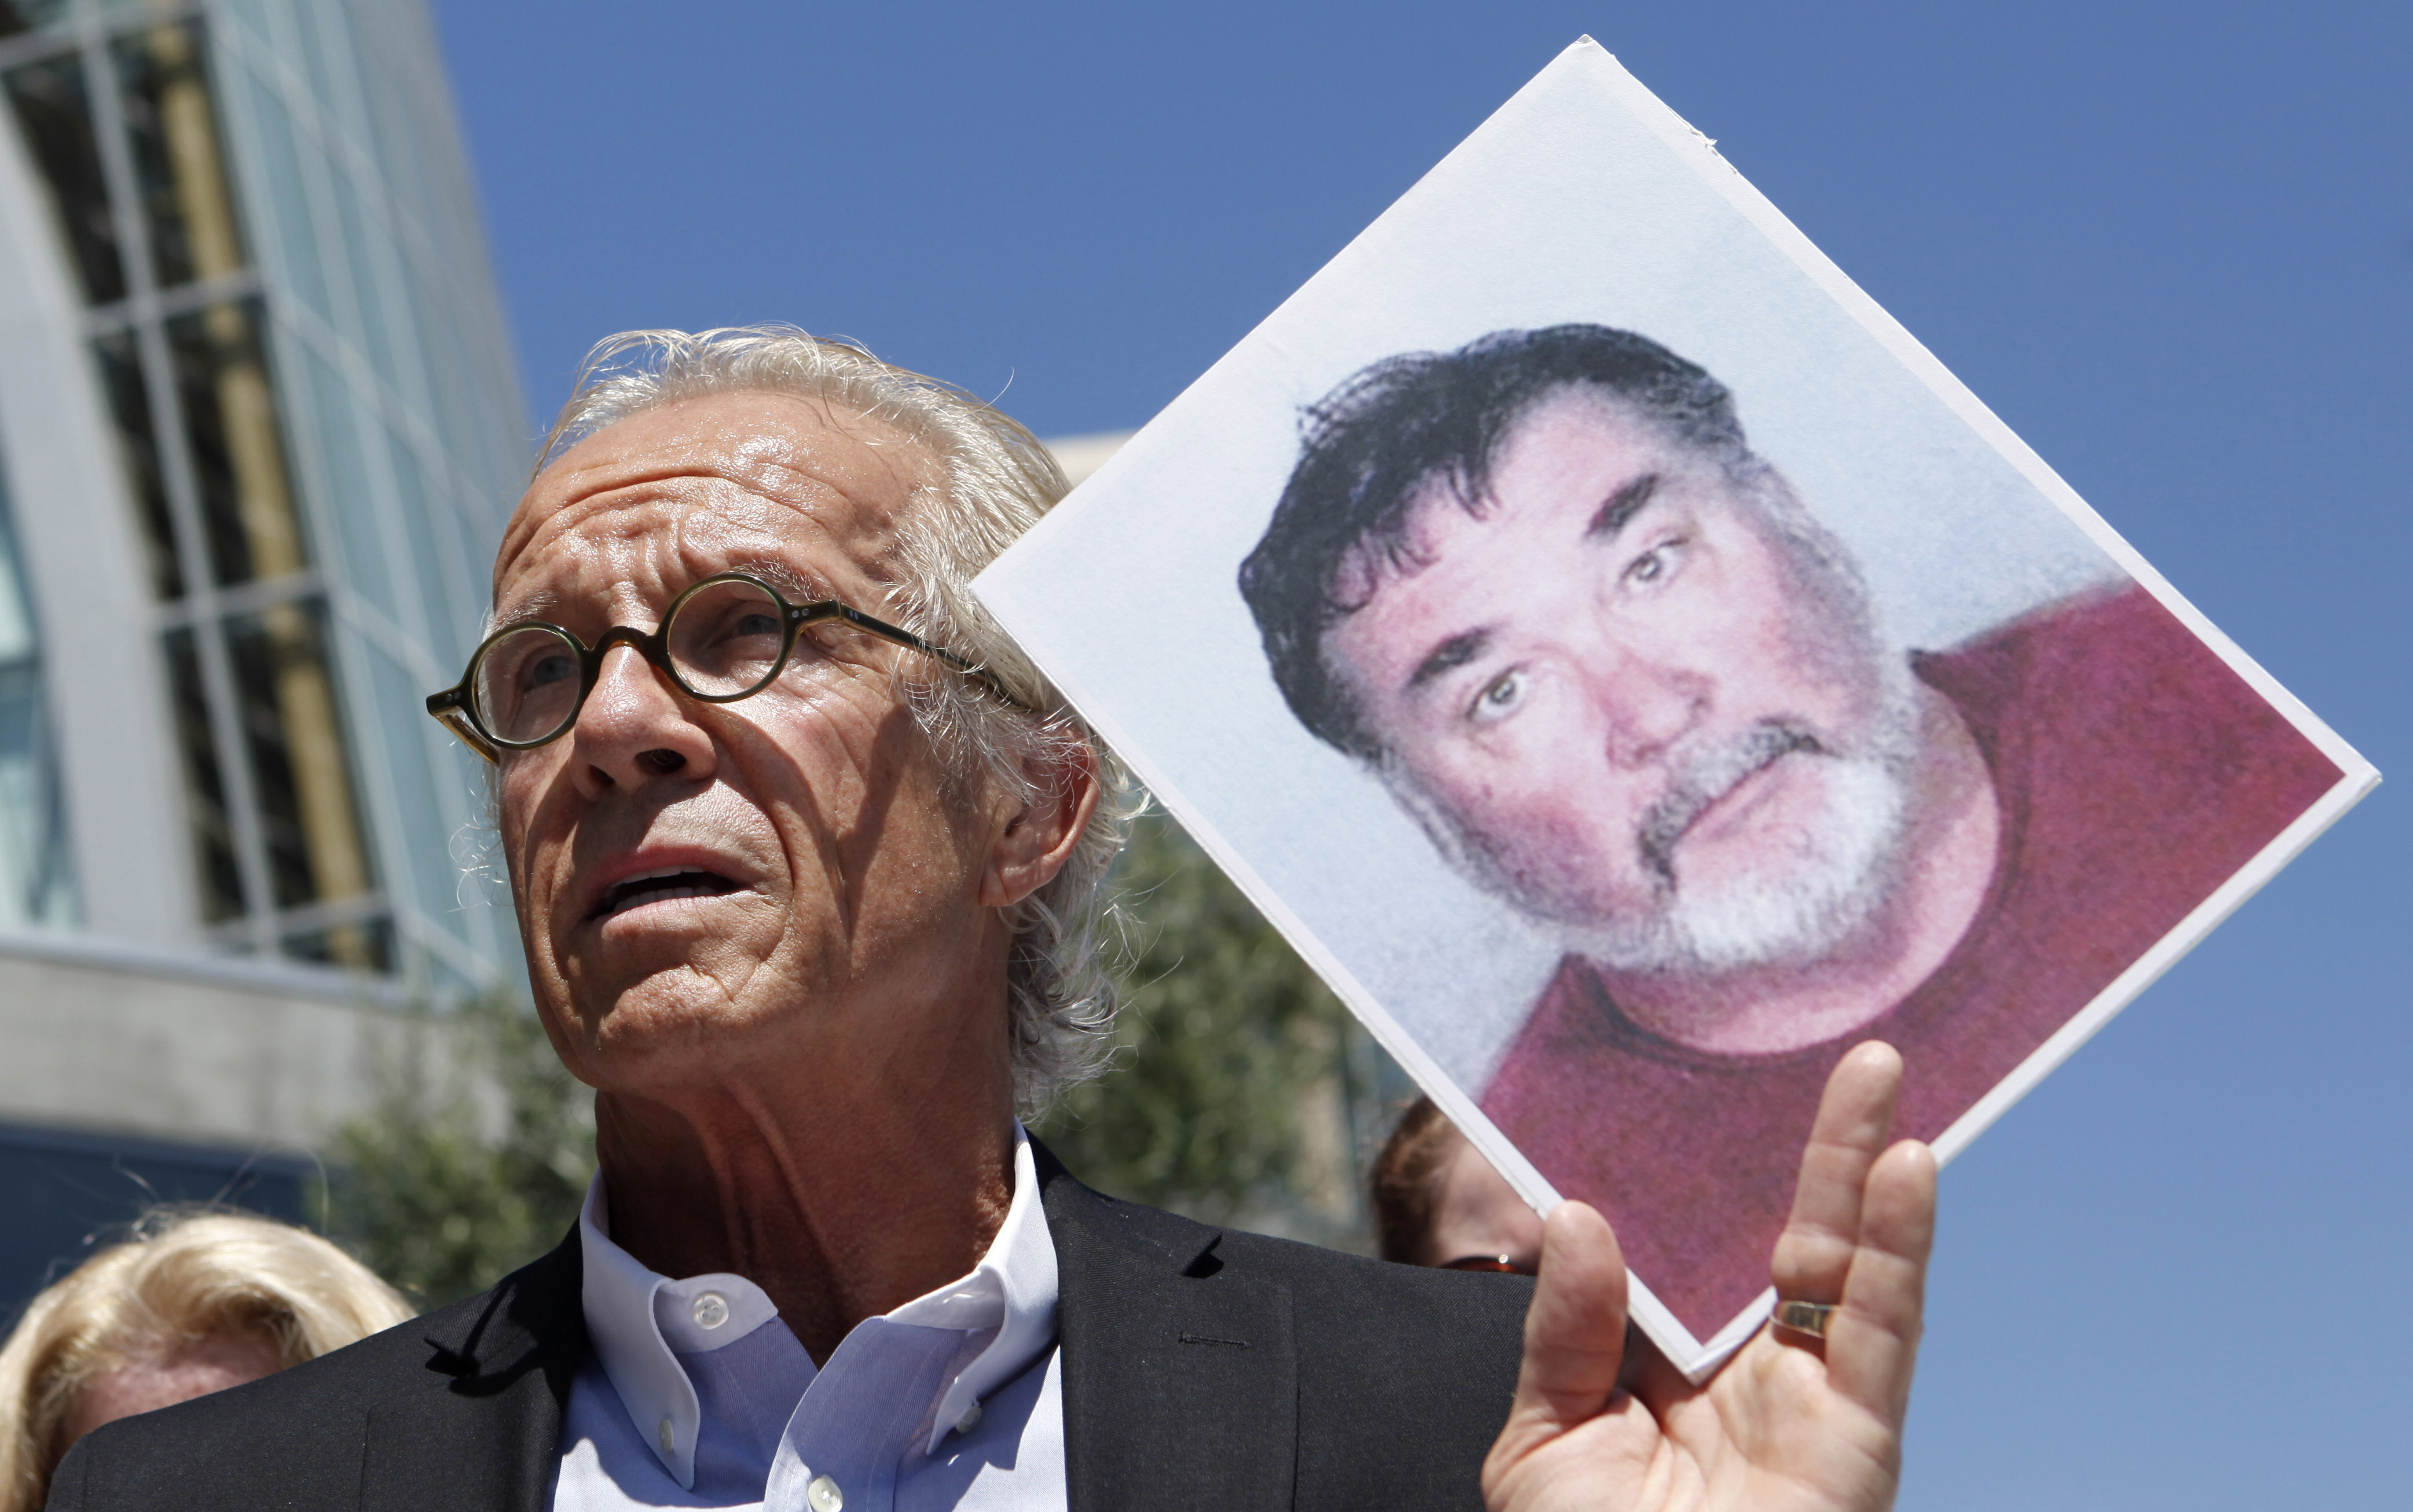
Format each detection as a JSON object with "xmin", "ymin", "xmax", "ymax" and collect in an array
[{"xmin": 1239, "ymin": 324, "xmax": 2341, "ymax": 1335}]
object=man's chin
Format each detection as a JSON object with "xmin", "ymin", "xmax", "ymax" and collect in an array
[
  {"xmin": 1558, "ymin": 861, "xmax": 1893, "ymax": 979},
  {"xmin": 552, "ymin": 974, "xmax": 801, "ymax": 1090}
]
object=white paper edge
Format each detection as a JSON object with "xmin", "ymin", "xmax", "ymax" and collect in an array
[{"xmin": 974, "ymin": 37, "xmax": 2383, "ymax": 1380}]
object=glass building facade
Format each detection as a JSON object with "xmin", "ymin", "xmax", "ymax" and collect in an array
[
  {"xmin": 0, "ymin": 0, "xmax": 523, "ymax": 989},
  {"xmin": 0, "ymin": 445, "xmax": 72, "ymax": 930}
]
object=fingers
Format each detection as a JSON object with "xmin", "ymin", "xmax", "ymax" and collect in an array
[
  {"xmin": 1770, "ymin": 1042, "xmax": 1905, "ymax": 1307},
  {"xmin": 1506, "ymin": 1201, "xmax": 1631, "ymax": 1431},
  {"xmin": 1825, "ymin": 1137, "xmax": 1937, "ymax": 1419},
  {"xmin": 1765, "ymin": 1041, "xmax": 1938, "ymax": 1424}
]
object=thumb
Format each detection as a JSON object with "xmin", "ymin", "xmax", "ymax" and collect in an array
[{"xmin": 1507, "ymin": 1201, "xmax": 1630, "ymax": 1432}]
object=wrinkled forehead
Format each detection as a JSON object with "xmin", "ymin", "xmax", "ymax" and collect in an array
[{"xmin": 492, "ymin": 391, "xmax": 937, "ymax": 622}]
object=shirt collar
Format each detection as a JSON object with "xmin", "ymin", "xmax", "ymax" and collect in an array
[
  {"xmin": 577, "ymin": 1124, "xmax": 1059, "ymax": 1487},
  {"xmin": 889, "ymin": 1125, "xmax": 1058, "ymax": 1454}
]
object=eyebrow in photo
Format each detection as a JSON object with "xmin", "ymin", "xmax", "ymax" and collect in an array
[
  {"xmin": 1409, "ymin": 629, "xmax": 1492, "ymax": 691},
  {"xmin": 1586, "ymin": 472, "xmax": 1660, "ymax": 541}
]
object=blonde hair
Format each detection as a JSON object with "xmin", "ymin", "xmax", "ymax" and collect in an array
[
  {"xmin": 533, "ymin": 326, "xmax": 1141, "ymax": 1112},
  {"xmin": 0, "ymin": 1209, "xmax": 415, "ymax": 1512}
]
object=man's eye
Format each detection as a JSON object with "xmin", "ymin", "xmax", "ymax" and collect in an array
[
  {"xmin": 1468, "ymin": 669, "xmax": 1528, "ymax": 725},
  {"xmin": 524, "ymin": 652, "xmax": 577, "ymax": 689},
  {"xmin": 1624, "ymin": 538, "xmax": 1686, "ymax": 586}
]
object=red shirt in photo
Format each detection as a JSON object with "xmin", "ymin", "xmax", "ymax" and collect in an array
[{"xmin": 1478, "ymin": 585, "xmax": 2342, "ymax": 1341}]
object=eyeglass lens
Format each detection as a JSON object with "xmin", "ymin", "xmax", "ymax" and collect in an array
[
  {"xmin": 474, "ymin": 625, "xmax": 583, "ymax": 746},
  {"xmin": 471, "ymin": 578, "xmax": 793, "ymax": 747}
]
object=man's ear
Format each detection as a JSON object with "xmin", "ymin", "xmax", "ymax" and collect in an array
[{"xmin": 980, "ymin": 736, "xmax": 1102, "ymax": 909}]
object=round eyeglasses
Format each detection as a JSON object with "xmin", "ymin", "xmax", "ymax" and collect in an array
[{"xmin": 424, "ymin": 572, "xmax": 1017, "ymax": 764}]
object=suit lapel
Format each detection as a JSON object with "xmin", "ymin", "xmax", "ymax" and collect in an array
[
  {"xmin": 1040, "ymin": 1143, "xmax": 1299, "ymax": 1512},
  {"xmin": 362, "ymin": 1234, "xmax": 588, "ymax": 1512}
]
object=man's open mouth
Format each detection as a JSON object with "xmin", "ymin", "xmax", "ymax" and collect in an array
[{"xmin": 592, "ymin": 867, "xmax": 742, "ymax": 919}]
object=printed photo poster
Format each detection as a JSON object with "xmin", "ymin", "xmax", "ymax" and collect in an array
[{"xmin": 971, "ymin": 38, "xmax": 2379, "ymax": 1377}]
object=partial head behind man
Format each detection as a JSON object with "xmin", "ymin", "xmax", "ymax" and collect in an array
[{"xmin": 0, "ymin": 1209, "xmax": 412, "ymax": 1512}]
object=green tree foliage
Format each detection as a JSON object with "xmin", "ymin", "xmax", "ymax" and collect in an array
[
  {"xmin": 1032, "ymin": 810, "xmax": 1373, "ymax": 1241},
  {"xmin": 319, "ymin": 992, "xmax": 595, "ymax": 1307},
  {"xmin": 322, "ymin": 809, "xmax": 1376, "ymax": 1304}
]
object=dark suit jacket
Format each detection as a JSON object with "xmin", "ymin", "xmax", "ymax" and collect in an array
[{"xmin": 48, "ymin": 1144, "xmax": 1530, "ymax": 1510}]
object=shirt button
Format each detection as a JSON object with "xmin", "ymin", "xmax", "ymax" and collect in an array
[
  {"xmin": 806, "ymin": 1474, "xmax": 844, "ymax": 1511},
  {"xmin": 956, "ymin": 1402, "xmax": 983, "ymax": 1434},
  {"xmin": 657, "ymin": 1418, "xmax": 675, "ymax": 1455},
  {"xmin": 691, "ymin": 1291, "xmax": 731, "ymax": 1330}
]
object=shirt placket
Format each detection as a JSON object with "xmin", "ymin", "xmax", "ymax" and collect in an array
[{"xmin": 765, "ymin": 1319, "xmax": 965, "ymax": 1512}]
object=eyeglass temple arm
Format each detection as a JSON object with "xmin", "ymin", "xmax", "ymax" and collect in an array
[
  {"xmin": 807, "ymin": 603, "xmax": 1028, "ymax": 706},
  {"xmin": 425, "ymin": 687, "xmax": 501, "ymax": 765}
]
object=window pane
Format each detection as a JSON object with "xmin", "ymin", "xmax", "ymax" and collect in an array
[
  {"xmin": 0, "ymin": 481, "xmax": 74, "ymax": 929},
  {"xmin": 386, "ymin": 425, "xmax": 467, "ymax": 665},
  {"xmin": 163, "ymin": 625, "xmax": 244, "ymax": 922},
  {"xmin": 0, "ymin": 3, "xmax": 76, "ymax": 40},
  {"xmin": 240, "ymin": 68, "xmax": 328, "ymax": 323},
  {"xmin": 113, "ymin": 22, "xmax": 245, "ymax": 289},
  {"xmin": 2, "ymin": 54, "xmax": 128, "ymax": 305},
  {"xmin": 364, "ymin": 641, "xmax": 461, "ymax": 940},
  {"xmin": 218, "ymin": 0, "xmax": 276, "ymax": 47},
  {"xmin": 282, "ymin": 914, "xmax": 390, "ymax": 974},
  {"xmin": 224, "ymin": 597, "xmax": 371, "ymax": 909},
  {"xmin": 91, "ymin": 331, "xmax": 184, "ymax": 600},
  {"xmin": 166, "ymin": 300, "xmax": 303, "ymax": 586},
  {"xmin": 302, "ymin": 348, "xmax": 394, "ymax": 619},
  {"xmin": 328, "ymin": 164, "xmax": 396, "ymax": 387},
  {"xmin": 0, "ymin": 660, "xmax": 74, "ymax": 928}
]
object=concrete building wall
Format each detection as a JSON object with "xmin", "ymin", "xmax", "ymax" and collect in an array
[{"xmin": 0, "ymin": 930, "xmax": 421, "ymax": 1150}]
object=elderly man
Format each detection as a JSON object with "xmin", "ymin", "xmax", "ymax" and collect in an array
[
  {"xmin": 1239, "ymin": 324, "xmax": 2338, "ymax": 1338},
  {"xmin": 52, "ymin": 328, "xmax": 1935, "ymax": 1511}
]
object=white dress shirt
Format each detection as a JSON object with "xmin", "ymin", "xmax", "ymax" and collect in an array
[{"xmin": 549, "ymin": 1126, "xmax": 1068, "ymax": 1512}]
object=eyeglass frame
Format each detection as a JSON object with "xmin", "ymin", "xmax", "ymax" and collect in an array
[{"xmin": 424, "ymin": 571, "xmax": 1021, "ymax": 764}]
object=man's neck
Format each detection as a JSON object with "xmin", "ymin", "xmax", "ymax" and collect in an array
[
  {"xmin": 1601, "ymin": 684, "xmax": 2001, "ymax": 1056},
  {"xmin": 591, "ymin": 1061, "xmax": 1018, "ymax": 1364}
]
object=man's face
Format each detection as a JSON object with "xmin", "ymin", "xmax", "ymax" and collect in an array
[
  {"xmin": 490, "ymin": 391, "xmax": 1007, "ymax": 1096},
  {"xmin": 1323, "ymin": 387, "xmax": 1912, "ymax": 974}
]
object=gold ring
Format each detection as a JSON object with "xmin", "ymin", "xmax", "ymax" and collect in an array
[{"xmin": 1772, "ymin": 1300, "xmax": 1838, "ymax": 1338}]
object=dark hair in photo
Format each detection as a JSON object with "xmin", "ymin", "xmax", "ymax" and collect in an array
[{"xmin": 1237, "ymin": 324, "xmax": 1752, "ymax": 760}]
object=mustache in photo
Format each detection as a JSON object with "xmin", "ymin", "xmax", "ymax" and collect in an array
[{"xmin": 1637, "ymin": 724, "xmax": 1826, "ymax": 885}]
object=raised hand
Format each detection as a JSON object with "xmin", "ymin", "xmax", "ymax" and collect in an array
[{"xmin": 1483, "ymin": 1042, "xmax": 1937, "ymax": 1512}]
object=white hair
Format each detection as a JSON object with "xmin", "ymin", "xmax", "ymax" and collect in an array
[{"xmin": 534, "ymin": 326, "xmax": 1138, "ymax": 1112}]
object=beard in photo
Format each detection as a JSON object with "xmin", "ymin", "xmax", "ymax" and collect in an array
[{"xmin": 1423, "ymin": 662, "xmax": 1923, "ymax": 980}]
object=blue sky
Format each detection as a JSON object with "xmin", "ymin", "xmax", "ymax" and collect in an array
[{"xmin": 426, "ymin": 3, "xmax": 2410, "ymax": 1505}]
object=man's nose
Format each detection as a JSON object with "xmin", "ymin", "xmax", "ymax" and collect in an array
[
  {"xmin": 566, "ymin": 643, "xmax": 716, "ymax": 798},
  {"xmin": 1596, "ymin": 652, "xmax": 1708, "ymax": 770}
]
